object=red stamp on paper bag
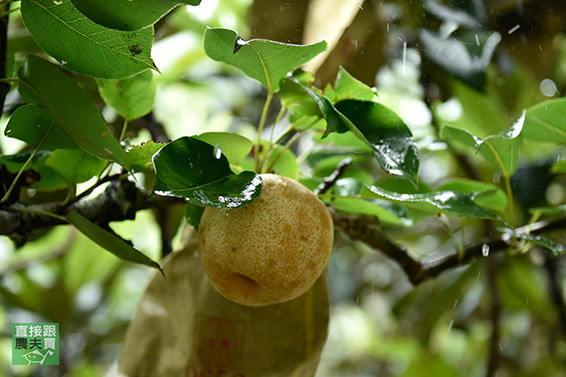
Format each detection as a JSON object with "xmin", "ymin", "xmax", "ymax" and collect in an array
[{"xmin": 187, "ymin": 316, "xmax": 246, "ymax": 376}]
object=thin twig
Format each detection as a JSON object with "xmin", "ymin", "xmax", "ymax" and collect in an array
[
  {"xmin": 254, "ymin": 91, "xmax": 274, "ymax": 171},
  {"xmin": 1, "ymin": 120, "xmax": 55, "ymax": 203},
  {"xmin": 65, "ymin": 173, "xmax": 125, "ymax": 207},
  {"xmin": 315, "ymin": 157, "xmax": 353, "ymax": 195},
  {"xmin": 0, "ymin": 5, "xmax": 18, "ymax": 17},
  {"xmin": 268, "ymin": 104, "xmax": 287, "ymax": 144}
]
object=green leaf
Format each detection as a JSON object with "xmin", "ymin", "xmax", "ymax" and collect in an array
[
  {"xmin": 328, "ymin": 178, "xmax": 412, "ymax": 226},
  {"xmin": 45, "ymin": 149, "xmax": 106, "ymax": 184},
  {"xmin": 506, "ymin": 232, "xmax": 566, "ymax": 257},
  {"xmin": 279, "ymin": 78, "xmax": 355, "ymax": 136},
  {"xmin": 331, "ymin": 177, "xmax": 363, "ymax": 197},
  {"xmin": 435, "ymin": 78, "xmax": 510, "ymax": 138},
  {"xmin": 32, "ymin": 159, "xmax": 71, "ymax": 190},
  {"xmin": 332, "ymin": 198, "xmax": 410, "ymax": 226},
  {"xmin": 529, "ymin": 205, "xmax": 566, "ymax": 215},
  {"xmin": 280, "ymin": 77, "xmax": 324, "ymax": 122},
  {"xmin": 281, "ymin": 80, "xmax": 352, "ymax": 136},
  {"xmin": 152, "ymin": 137, "xmax": 262, "ymax": 208},
  {"xmin": 309, "ymin": 152, "xmax": 371, "ymax": 176},
  {"xmin": 97, "ymin": 70, "xmax": 156, "ymax": 121},
  {"xmin": 441, "ymin": 112, "xmax": 524, "ymax": 176},
  {"xmin": 0, "ymin": 150, "xmax": 72, "ymax": 190},
  {"xmin": 0, "ymin": 150, "xmax": 50, "ymax": 173},
  {"xmin": 289, "ymin": 69, "xmax": 316, "ymax": 85},
  {"xmin": 203, "ymin": 27, "xmax": 326, "ymax": 93},
  {"xmin": 71, "ymin": 0, "xmax": 201, "ymax": 31},
  {"xmin": 18, "ymin": 56, "xmax": 130, "ymax": 169},
  {"xmin": 478, "ymin": 118, "xmax": 524, "ymax": 176},
  {"xmin": 185, "ymin": 203, "xmax": 204, "ymax": 231},
  {"xmin": 440, "ymin": 125, "xmax": 478, "ymax": 148},
  {"xmin": 0, "ymin": 149, "xmax": 104, "ymax": 189},
  {"xmin": 5, "ymin": 105, "xmax": 76, "ymax": 150},
  {"xmin": 334, "ymin": 100, "xmax": 420, "ymax": 185},
  {"xmin": 330, "ymin": 179, "xmax": 411, "ymax": 226},
  {"xmin": 523, "ymin": 98, "xmax": 566, "ymax": 144},
  {"xmin": 332, "ymin": 67, "xmax": 377, "ymax": 102},
  {"xmin": 240, "ymin": 140, "xmax": 300, "ymax": 179},
  {"xmin": 551, "ymin": 158, "xmax": 566, "ymax": 174},
  {"xmin": 259, "ymin": 142, "xmax": 300, "ymax": 179},
  {"xmin": 419, "ymin": 29, "xmax": 501, "ymax": 90},
  {"xmin": 66, "ymin": 210, "xmax": 162, "ymax": 271},
  {"xmin": 192, "ymin": 132, "xmax": 253, "ymax": 165},
  {"xmin": 365, "ymin": 185, "xmax": 499, "ymax": 219},
  {"xmin": 314, "ymin": 130, "xmax": 373, "ymax": 151},
  {"xmin": 126, "ymin": 141, "xmax": 166, "ymax": 173},
  {"xmin": 21, "ymin": 0, "xmax": 156, "ymax": 79},
  {"xmin": 438, "ymin": 178, "xmax": 508, "ymax": 212},
  {"xmin": 372, "ymin": 177, "xmax": 431, "ymax": 194}
]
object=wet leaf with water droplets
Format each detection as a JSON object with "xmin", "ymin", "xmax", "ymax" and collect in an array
[
  {"xmin": 438, "ymin": 178, "xmax": 508, "ymax": 212},
  {"xmin": 364, "ymin": 185, "xmax": 499, "ymax": 219},
  {"xmin": 203, "ymin": 28, "xmax": 326, "ymax": 93},
  {"xmin": 335, "ymin": 100, "xmax": 420, "ymax": 185},
  {"xmin": 506, "ymin": 232, "xmax": 566, "ymax": 257},
  {"xmin": 152, "ymin": 137, "xmax": 262, "ymax": 209},
  {"xmin": 440, "ymin": 112, "xmax": 525, "ymax": 177}
]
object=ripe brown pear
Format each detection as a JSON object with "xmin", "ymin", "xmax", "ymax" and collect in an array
[{"xmin": 198, "ymin": 174, "xmax": 334, "ymax": 307}]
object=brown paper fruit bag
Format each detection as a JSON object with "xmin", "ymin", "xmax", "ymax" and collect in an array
[{"xmin": 118, "ymin": 228, "xmax": 329, "ymax": 377}]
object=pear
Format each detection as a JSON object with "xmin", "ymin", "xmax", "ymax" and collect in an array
[{"xmin": 198, "ymin": 174, "xmax": 334, "ymax": 306}]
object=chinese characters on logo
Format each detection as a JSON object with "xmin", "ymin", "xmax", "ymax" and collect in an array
[{"xmin": 12, "ymin": 323, "xmax": 59, "ymax": 365}]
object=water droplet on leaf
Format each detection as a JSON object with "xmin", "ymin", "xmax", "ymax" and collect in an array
[
  {"xmin": 482, "ymin": 244, "xmax": 490, "ymax": 257},
  {"xmin": 213, "ymin": 145, "xmax": 222, "ymax": 160}
]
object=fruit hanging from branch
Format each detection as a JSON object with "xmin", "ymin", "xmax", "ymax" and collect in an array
[{"xmin": 198, "ymin": 174, "xmax": 334, "ymax": 307}]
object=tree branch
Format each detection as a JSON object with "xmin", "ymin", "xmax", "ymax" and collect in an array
[
  {"xmin": 314, "ymin": 157, "xmax": 353, "ymax": 195},
  {"xmin": 0, "ymin": 178, "xmax": 184, "ymax": 246},
  {"xmin": 2, "ymin": 172, "xmax": 565, "ymax": 287},
  {"xmin": 332, "ymin": 209, "xmax": 566, "ymax": 285},
  {"xmin": 330, "ymin": 209, "xmax": 423, "ymax": 282}
]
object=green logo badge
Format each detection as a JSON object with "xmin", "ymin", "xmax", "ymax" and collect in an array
[{"xmin": 12, "ymin": 323, "xmax": 59, "ymax": 365}]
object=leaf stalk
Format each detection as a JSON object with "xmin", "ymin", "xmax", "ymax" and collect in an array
[
  {"xmin": 1, "ymin": 120, "xmax": 55, "ymax": 203},
  {"xmin": 254, "ymin": 91, "xmax": 274, "ymax": 172}
]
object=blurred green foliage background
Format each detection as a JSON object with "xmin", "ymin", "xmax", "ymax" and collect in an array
[{"xmin": 2, "ymin": 0, "xmax": 566, "ymax": 376}]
